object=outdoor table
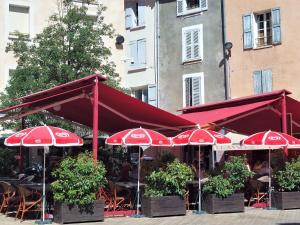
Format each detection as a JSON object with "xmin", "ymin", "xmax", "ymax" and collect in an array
[{"xmin": 113, "ymin": 181, "xmax": 146, "ymax": 211}]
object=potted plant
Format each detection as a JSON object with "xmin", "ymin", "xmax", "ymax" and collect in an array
[
  {"xmin": 142, "ymin": 159, "xmax": 193, "ymax": 217},
  {"xmin": 203, "ymin": 156, "xmax": 254, "ymax": 214},
  {"xmin": 51, "ymin": 152, "xmax": 107, "ymax": 224},
  {"xmin": 273, "ymin": 156, "xmax": 300, "ymax": 209}
]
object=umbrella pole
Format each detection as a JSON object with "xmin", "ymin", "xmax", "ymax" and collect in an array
[
  {"xmin": 268, "ymin": 148, "xmax": 272, "ymax": 209},
  {"xmin": 198, "ymin": 145, "xmax": 202, "ymax": 213},
  {"xmin": 136, "ymin": 146, "xmax": 141, "ymax": 215},
  {"xmin": 42, "ymin": 147, "xmax": 46, "ymax": 222}
]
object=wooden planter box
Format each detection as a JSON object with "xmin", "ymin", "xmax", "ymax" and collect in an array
[
  {"xmin": 53, "ymin": 200, "xmax": 104, "ymax": 224},
  {"xmin": 203, "ymin": 193, "xmax": 244, "ymax": 214},
  {"xmin": 142, "ymin": 196, "xmax": 186, "ymax": 217},
  {"xmin": 272, "ymin": 191, "xmax": 300, "ymax": 210}
]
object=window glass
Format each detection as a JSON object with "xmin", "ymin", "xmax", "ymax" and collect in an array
[{"xmin": 9, "ymin": 5, "xmax": 30, "ymax": 36}]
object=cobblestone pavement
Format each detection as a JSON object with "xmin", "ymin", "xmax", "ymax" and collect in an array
[{"xmin": 1, "ymin": 208, "xmax": 300, "ymax": 225}]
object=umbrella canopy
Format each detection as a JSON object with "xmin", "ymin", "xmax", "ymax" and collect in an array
[
  {"xmin": 241, "ymin": 130, "xmax": 300, "ymax": 148},
  {"xmin": 172, "ymin": 129, "xmax": 232, "ymax": 146},
  {"xmin": 105, "ymin": 128, "xmax": 171, "ymax": 146},
  {"xmin": 5, "ymin": 126, "xmax": 83, "ymax": 147}
]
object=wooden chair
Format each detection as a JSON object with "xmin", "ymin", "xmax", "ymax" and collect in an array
[
  {"xmin": 248, "ymin": 179, "xmax": 268, "ymax": 206},
  {"xmin": 16, "ymin": 185, "xmax": 42, "ymax": 220},
  {"xmin": 108, "ymin": 181, "xmax": 127, "ymax": 211},
  {"xmin": 0, "ymin": 181, "xmax": 16, "ymax": 213},
  {"xmin": 97, "ymin": 188, "xmax": 114, "ymax": 211}
]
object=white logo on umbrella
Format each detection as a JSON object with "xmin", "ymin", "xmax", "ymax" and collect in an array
[
  {"xmin": 34, "ymin": 139, "xmax": 42, "ymax": 144},
  {"xmin": 178, "ymin": 134, "xmax": 190, "ymax": 139},
  {"xmin": 131, "ymin": 134, "xmax": 145, "ymax": 139},
  {"xmin": 268, "ymin": 136, "xmax": 281, "ymax": 141},
  {"xmin": 16, "ymin": 132, "xmax": 27, "ymax": 137},
  {"xmin": 55, "ymin": 132, "xmax": 70, "ymax": 138},
  {"xmin": 214, "ymin": 134, "xmax": 224, "ymax": 138}
]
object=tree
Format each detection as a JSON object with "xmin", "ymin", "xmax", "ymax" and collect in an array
[{"xmin": 0, "ymin": 0, "xmax": 126, "ymax": 132}]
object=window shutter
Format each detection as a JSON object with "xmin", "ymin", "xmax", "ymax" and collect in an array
[
  {"xmin": 272, "ymin": 8, "xmax": 281, "ymax": 44},
  {"xmin": 253, "ymin": 71, "xmax": 262, "ymax": 94},
  {"xmin": 200, "ymin": 0, "xmax": 208, "ymax": 11},
  {"xmin": 184, "ymin": 30, "xmax": 192, "ymax": 61},
  {"xmin": 185, "ymin": 78, "xmax": 191, "ymax": 107},
  {"xmin": 125, "ymin": 6, "xmax": 133, "ymax": 29},
  {"xmin": 137, "ymin": 39, "xmax": 146, "ymax": 66},
  {"xmin": 138, "ymin": 0, "xmax": 146, "ymax": 26},
  {"xmin": 129, "ymin": 41, "xmax": 137, "ymax": 67},
  {"xmin": 192, "ymin": 76, "xmax": 201, "ymax": 106},
  {"xmin": 262, "ymin": 69, "xmax": 272, "ymax": 92},
  {"xmin": 177, "ymin": 0, "xmax": 184, "ymax": 16},
  {"xmin": 243, "ymin": 14, "xmax": 253, "ymax": 49},
  {"xmin": 9, "ymin": 5, "xmax": 30, "ymax": 35},
  {"xmin": 148, "ymin": 84, "xmax": 157, "ymax": 107}
]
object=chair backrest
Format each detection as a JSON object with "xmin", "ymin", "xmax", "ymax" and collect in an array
[
  {"xmin": 21, "ymin": 175, "xmax": 35, "ymax": 183},
  {"xmin": 0, "ymin": 181, "xmax": 15, "ymax": 194},
  {"xmin": 17, "ymin": 185, "xmax": 32, "ymax": 201}
]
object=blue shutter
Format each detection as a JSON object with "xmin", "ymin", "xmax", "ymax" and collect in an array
[
  {"xmin": 253, "ymin": 71, "xmax": 262, "ymax": 94},
  {"xmin": 137, "ymin": 39, "xmax": 146, "ymax": 67},
  {"xmin": 272, "ymin": 8, "xmax": 281, "ymax": 44},
  {"xmin": 243, "ymin": 14, "xmax": 253, "ymax": 49},
  {"xmin": 262, "ymin": 69, "xmax": 272, "ymax": 93},
  {"xmin": 138, "ymin": 0, "xmax": 146, "ymax": 26},
  {"xmin": 177, "ymin": 0, "xmax": 183, "ymax": 16},
  {"xmin": 129, "ymin": 41, "xmax": 137, "ymax": 68},
  {"xmin": 148, "ymin": 84, "xmax": 157, "ymax": 107}
]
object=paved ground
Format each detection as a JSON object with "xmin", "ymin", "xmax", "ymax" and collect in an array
[{"xmin": 1, "ymin": 208, "xmax": 300, "ymax": 225}]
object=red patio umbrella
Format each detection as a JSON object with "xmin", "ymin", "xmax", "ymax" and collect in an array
[
  {"xmin": 105, "ymin": 128, "xmax": 171, "ymax": 215},
  {"xmin": 5, "ymin": 125, "xmax": 83, "ymax": 223},
  {"xmin": 172, "ymin": 129, "xmax": 231, "ymax": 213},
  {"xmin": 240, "ymin": 130, "xmax": 300, "ymax": 209}
]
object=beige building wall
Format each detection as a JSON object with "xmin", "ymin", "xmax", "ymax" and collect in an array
[
  {"xmin": 0, "ymin": 0, "xmax": 125, "ymax": 93},
  {"xmin": 226, "ymin": 0, "xmax": 300, "ymax": 99}
]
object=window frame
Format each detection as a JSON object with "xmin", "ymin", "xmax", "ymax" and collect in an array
[
  {"xmin": 182, "ymin": 24, "xmax": 203, "ymax": 63},
  {"xmin": 253, "ymin": 11, "xmax": 272, "ymax": 48},
  {"xmin": 177, "ymin": 0, "xmax": 208, "ymax": 17},
  {"xmin": 128, "ymin": 38, "xmax": 147, "ymax": 71},
  {"xmin": 182, "ymin": 72, "xmax": 204, "ymax": 107},
  {"xmin": 125, "ymin": 0, "xmax": 146, "ymax": 30}
]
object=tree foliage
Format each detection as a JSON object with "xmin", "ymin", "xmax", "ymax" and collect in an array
[
  {"xmin": 51, "ymin": 152, "xmax": 107, "ymax": 206},
  {"xmin": 0, "ymin": 0, "xmax": 126, "ymax": 131}
]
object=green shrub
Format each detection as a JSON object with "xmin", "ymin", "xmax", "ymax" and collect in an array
[
  {"xmin": 51, "ymin": 152, "xmax": 107, "ymax": 206},
  {"xmin": 202, "ymin": 175, "xmax": 234, "ymax": 198},
  {"xmin": 203, "ymin": 156, "xmax": 253, "ymax": 198},
  {"xmin": 275, "ymin": 156, "xmax": 300, "ymax": 192},
  {"xmin": 144, "ymin": 159, "xmax": 193, "ymax": 197}
]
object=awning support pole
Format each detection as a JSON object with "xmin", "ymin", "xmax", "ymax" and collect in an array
[
  {"xmin": 19, "ymin": 117, "xmax": 25, "ymax": 172},
  {"xmin": 281, "ymin": 93, "xmax": 288, "ymax": 156},
  {"xmin": 92, "ymin": 77, "xmax": 99, "ymax": 162}
]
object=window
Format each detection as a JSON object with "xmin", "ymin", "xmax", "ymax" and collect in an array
[
  {"xmin": 8, "ymin": 4, "xmax": 30, "ymax": 37},
  {"xmin": 253, "ymin": 69, "xmax": 272, "ymax": 94},
  {"xmin": 129, "ymin": 39, "xmax": 146, "ymax": 69},
  {"xmin": 177, "ymin": 0, "xmax": 207, "ymax": 16},
  {"xmin": 125, "ymin": 0, "xmax": 145, "ymax": 29},
  {"xmin": 182, "ymin": 25, "xmax": 203, "ymax": 62},
  {"xmin": 183, "ymin": 73, "xmax": 204, "ymax": 107},
  {"xmin": 133, "ymin": 84, "xmax": 157, "ymax": 106},
  {"xmin": 243, "ymin": 8, "xmax": 281, "ymax": 49}
]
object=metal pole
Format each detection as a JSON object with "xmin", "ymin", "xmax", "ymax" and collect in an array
[
  {"xmin": 268, "ymin": 148, "xmax": 272, "ymax": 208},
  {"xmin": 281, "ymin": 93, "xmax": 288, "ymax": 156},
  {"xmin": 42, "ymin": 148, "xmax": 46, "ymax": 222},
  {"xmin": 92, "ymin": 78, "xmax": 99, "ymax": 162},
  {"xmin": 136, "ymin": 147, "xmax": 141, "ymax": 215},
  {"xmin": 198, "ymin": 145, "xmax": 202, "ymax": 213}
]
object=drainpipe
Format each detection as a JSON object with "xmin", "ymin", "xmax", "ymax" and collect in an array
[
  {"xmin": 155, "ymin": 0, "xmax": 160, "ymax": 107},
  {"xmin": 221, "ymin": 0, "xmax": 230, "ymax": 99}
]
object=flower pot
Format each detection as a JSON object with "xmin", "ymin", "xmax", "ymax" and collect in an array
[
  {"xmin": 142, "ymin": 196, "xmax": 186, "ymax": 217},
  {"xmin": 53, "ymin": 200, "xmax": 104, "ymax": 224},
  {"xmin": 203, "ymin": 193, "xmax": 244, "ymax": 214},
  {"xmin": 272, "ymin": 191, "xmax": 300, "ymax": 209}
]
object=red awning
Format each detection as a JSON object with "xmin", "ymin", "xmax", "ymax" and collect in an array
[
  {"xmin": 179, "ymin": 90, "xmax": 300, "ymax": 136},
  {"xmin": 0, "ymin": 75, "xmax": 195, "ymax": 135}
]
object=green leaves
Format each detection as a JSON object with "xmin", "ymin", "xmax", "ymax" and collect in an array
[
  {"xmin": 275, "ymin": 156, "xmax": 300, "ymax": 192},
  {"xmin": 144, "ymin": 159, "xmax": 193, "ymax": 198},
  {"xmin": 203, "ymin": 156, "xmax": 253, "ymax": 198},
  {"xmin": 51, "ymin": 152, "xmax": 107, "ymax": 206}
]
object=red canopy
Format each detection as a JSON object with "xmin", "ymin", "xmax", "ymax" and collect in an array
[{"xmin": 0, "ymin": 74, "xmax": 195, "ymax": 135}]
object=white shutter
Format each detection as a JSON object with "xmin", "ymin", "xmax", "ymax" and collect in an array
[
  {"xmin": 9, "ymin": 5, "xmax": 30, "ymax": 35},
  {"xmin": 129, "ymin": 41, "xmax": 137, "ymax": 67},
  {"xmin": 184, "ymin": 30, "xmax": 192, "ymax": 61},
  {"xmin": 177, "ymin": 0, "xmax": 184, "ymax": 16},
  {"xmin": 148, "ymin": 84, "xmax": 157, "ymax": 107},
  {"xmin": 185, "ymin": 78, "xmax": 191, "ymax": 107},
  {"xmin": 193, "ymin": 29, "xmax": 199, "ymax": 59},
  {"xmin": 125, "ymin": 7, "xmax": 133, "ymax": 29},
  {"xmin": 192, "ymin": 76, "xmax": 201, "ymax": 106},
  {"xmin": 200, "ymin": 0, "xmax": 208, "ymax": 10},
  {"xmin": 138, "ymin": 0, "xmax": 146, "ymax": 26},
  {"xmin": 137, "ymin": 39, "xmax": 146, "ymax": 66}
]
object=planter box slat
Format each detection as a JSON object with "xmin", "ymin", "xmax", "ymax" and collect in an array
[
  {"xmin": 203, "ymin": 193, "xmax": 244, "ymax": 214},
  {"xmin": 272, "ymin": 192, "xmax": 300, "ymax": 210},
  {"xmin": 142, "ymin": 196, "xmax": 186, "ymax": 217},
  {"xmin": 54, "ymin": 200, "xmax": 104, "ymax": 224}
]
